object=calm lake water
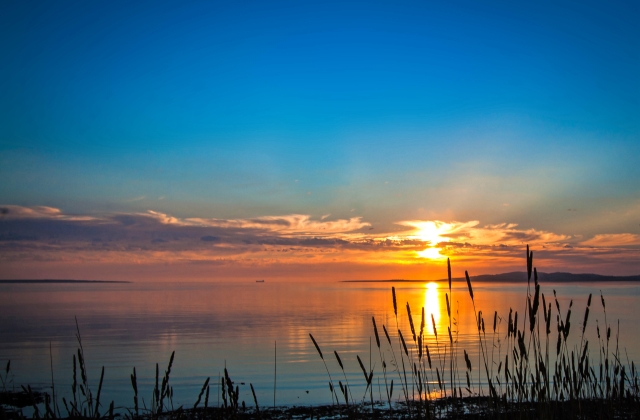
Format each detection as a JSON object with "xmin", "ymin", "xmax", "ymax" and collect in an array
[{"xmin": 1, "ymin": 279, "xmax": 639, "ymax": 411}]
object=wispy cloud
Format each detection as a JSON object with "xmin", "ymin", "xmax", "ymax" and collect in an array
[
  {"xmin": 580, "ymin": 234, "xmax": 640, "ymax": 247},
  {"xmin": 0, "ymin": 205, "xmax": 95, "ymax": 221},
  {"xmin": 143, "ymin": 211, "xmax": 370, "ymax": 235}
]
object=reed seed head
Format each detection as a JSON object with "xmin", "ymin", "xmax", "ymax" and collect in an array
[
  {"xmin": 465, "ymin": 271, "xmax": 474, "ymax": 301},
  {"xmin": 334, "ymin": 351, "xmax": 344, "ymax": 371},
  {"xmin": 447, "ymin": 258, "xmax": 452, "ymax": 291},
  {"xmin": 407, "ymin": 302, "xmax": 416, "ymax": 342},
  {"xmin": 383, "ymin": 324, "xmax": 392, "ymax": 345},
  {"xmin": 527, "ymin": 245, "xmax": 532, "ymax": 282},
  {"xmin": 357, "ymin": 355, "xmax": 368, "ymax": 381},
  {"xmin": 431, "ymin": 313, "xmax": 437, "ymax": 339},
  {"xmin": 309, "ymin": 334, "xmax": 323, "ymax": 360},
  {"xmin": 372, "ymin": 317, "xmax": 381, "ymax": 349},
  {"xmin": 582, "ymin": 306, "xmax": 590, "ymax": 335},
  {"xmin": 508, "ymin": 308, "xmax": 513, "ymax": 337},
  {"xmin": 392, "ymin": 287, "xmax": 397, "ymax": 316},
  {"xmin": 446, "ymin": 293, "xmax": 451, "ymax": 318},
  {"xmin": 493, "ymin": 311, "xmax": 497, "ymax": 333},
  {"xmin": 398, "ymin": 329, "xmax": 409, "ymax": 357}
]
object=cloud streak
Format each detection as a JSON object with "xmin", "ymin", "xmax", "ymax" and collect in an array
[
  {"xmin": 148, "ymin": 211, "xmax": 371, "ymax": 235},
  {"xmin": 1, "ymin": 205, "xmax": 96, "ymax": 221},
  {"xmin": 580, "ymin": 234, "xmax": 640, "ymax": 248}
]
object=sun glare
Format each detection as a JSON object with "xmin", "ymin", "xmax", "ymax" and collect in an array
[
  {"xmin": 417, "ymin": 247, "xmax": 443, "ymax": 259},
  {"xmin": 408, "ymin": 221, "xmax": 453, "ymax": 260}
]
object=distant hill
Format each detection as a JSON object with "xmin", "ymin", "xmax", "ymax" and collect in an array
[
  {"xmin": 456, "ymin": 272, "xmax": 640, "ymax": 283},
  {"xmin": 0, "ymin": 279, "xmax": 131, "ymax": 284},
  {"xmin": 343, "ymin": 272, "xmax": 640, "ymax": 283}
]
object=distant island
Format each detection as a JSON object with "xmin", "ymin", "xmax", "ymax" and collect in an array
[
  {"xmin": 342, "ymin": 271, "xmax": 640, "ymax": 283},
  {"xmin": 0, "ymin": 279, "xmax": 132, "ymax": 284}
]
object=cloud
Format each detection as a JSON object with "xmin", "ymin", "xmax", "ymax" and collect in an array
[
  {"xmin": 0, "ymin": 206, "xmax": 376, "ymax": 256},
  {"xmin": 144, "ymin": 210, "xmax": 182, "ymax": 225},
  {"xmin": 126, "ymin": 196, "xmax": 146, "ymax": 202},
  {"xmin": 395, "ymin": 219, "xmax": 569, "ymax": 247},
  {"xmin": 0, "ymin": 205, "xmax": 94, "ymax": 221},
  {"xmin": 0, "ymin": 233, "xmax": 39, "ymax": 241},
  {"xmin": 142, "ymin": 210, "xmax": 370, "ymax": 234},
  {"xmin": 580, "ymin": 234, "xmax": 640, "ymax": 247}
]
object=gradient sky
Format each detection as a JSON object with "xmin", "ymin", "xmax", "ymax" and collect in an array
[{"xmin": 1, "ymin": 0, "xmax": 639, "ymax": 281}]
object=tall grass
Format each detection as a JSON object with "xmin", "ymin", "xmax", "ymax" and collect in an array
[{"xmin": 307, "ymin": 245, "xmax": 639, "ymax": 419}]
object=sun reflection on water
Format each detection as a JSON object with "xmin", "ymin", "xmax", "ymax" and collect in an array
[{"xmin": 424, "ymin": 282, "xmax": 441, "ymax": 334}]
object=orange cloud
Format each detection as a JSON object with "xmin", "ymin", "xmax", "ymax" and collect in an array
[{"xmin": 580, "ymin": 234, "xmax": 640, "ymax": 247}]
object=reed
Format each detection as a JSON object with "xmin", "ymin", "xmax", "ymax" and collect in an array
[
  {"xmin": 333, "ymin": 350, "xmax": 353, "ymax": 406},
  {"xmin": 308, "ymin": 334, "xmax": 337, "ymax": 407},
  {"xmin": 249, "ymin": 383, "xmax": 258, "ymax": 416},
  {"xmin": 193, "ymin": 377, "xmax": 210, "ymax": 410},
  {"xmin": 302, "ymin": 244, "xmax": 639, "ymax": 419}
]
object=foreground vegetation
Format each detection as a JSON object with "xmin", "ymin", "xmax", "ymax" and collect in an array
[{"xmin": 1, "ymin": 246, "xmax": 639, "ymax": 419}]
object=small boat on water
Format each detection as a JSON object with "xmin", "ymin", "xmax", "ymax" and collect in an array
[{"xmin": 256, "ymin": 279, "xmax": 265, "ymax": 283}]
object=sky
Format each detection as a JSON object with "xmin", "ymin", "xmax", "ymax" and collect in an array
[{"xmin": 1, "ymin": 0, "xmax": 639, "ymax": 281}]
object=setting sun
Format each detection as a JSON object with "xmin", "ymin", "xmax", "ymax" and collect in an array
[
  {"xmin": 417, "ymin": 247, "xmax": 444, "ymax": 259},
  {"xmin": 401, "ymin": 221, "xmax": 454, "ymax": 259}
]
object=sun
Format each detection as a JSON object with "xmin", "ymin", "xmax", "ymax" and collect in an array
[
  {"xmin": 403, "ymin": 220, "xmax": 453, "ymax": 260},
  {"xmin": 417, "ymin": 247, "xmax": 444, "ymax": 259}
]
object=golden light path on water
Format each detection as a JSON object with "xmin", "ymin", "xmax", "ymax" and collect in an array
[
  {"xmin": 423, "ymin": 282, "xmax": 441, "ymax": 334},
  {"xmin": 1, "ymin": 280, "xmax": 640, "ymax": 408}
]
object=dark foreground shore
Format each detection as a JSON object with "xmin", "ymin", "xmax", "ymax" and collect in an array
[{"xmin": 2, "ymin": 390, "xmax": 639, "ymax": 420}]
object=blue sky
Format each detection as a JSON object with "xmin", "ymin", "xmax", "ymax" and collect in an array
[{"xmin": 1, "ymin": 0, "xmax": 638, "ymax": 279}]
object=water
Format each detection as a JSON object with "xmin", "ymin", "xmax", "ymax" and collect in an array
[{"xmin": 1, "ymin": 279, "xmax": 639, "ymax": 412}]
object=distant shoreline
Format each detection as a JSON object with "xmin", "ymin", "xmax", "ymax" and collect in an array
[
  {"xmin": 342, "ymin": 271, "xmax": 640, "ymax": 283},
  {"xmin": 0, "ymin": 279, "xmax": 132, "ymax": 284}
]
